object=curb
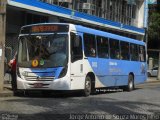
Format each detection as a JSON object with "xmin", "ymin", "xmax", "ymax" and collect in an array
[
  {"xmin": 146, "ymin": 80, "xmax": 160, "ymax": 83},
  {"xmin": 0, "ymin": 90, "xmax": 13, "ymax": 97},
  {"xmin": 0, "ymin": 84, "xmax": 13, "ymax": 97},
  {"xmin": 147, "ymin": 78, "xmax": 160, "ymax": 83}
]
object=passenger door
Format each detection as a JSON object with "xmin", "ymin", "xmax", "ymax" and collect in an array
[{"xmin": 70, "ymin": 32, "xmax": 84, "ymax": 89}]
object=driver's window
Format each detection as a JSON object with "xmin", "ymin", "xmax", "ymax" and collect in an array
[{"xmin": 71, "ymin": 32, "xmax": 83, "ymax": 62}]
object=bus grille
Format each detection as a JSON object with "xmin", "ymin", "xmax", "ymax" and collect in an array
[{"xmin": 24, "ymin": 76, "xmax": 54, "ymax": 81}]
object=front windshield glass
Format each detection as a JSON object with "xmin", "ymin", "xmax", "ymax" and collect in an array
[{"xmin": 18, "ymin": 34, "xmax": 68, "ymax": 68}]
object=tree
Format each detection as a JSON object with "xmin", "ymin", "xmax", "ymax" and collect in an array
[
  {"xmin": 148, "ymin": 12, "xmax": 160, "ymax": 42},
  {"xmin": 148, "ymin": 4, "xmax": 160, "ymax": 80}
]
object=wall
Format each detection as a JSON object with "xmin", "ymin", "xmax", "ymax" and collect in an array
[{"xmin": 137, "ymin": 0, "xmax": 145, "ymax": 28}]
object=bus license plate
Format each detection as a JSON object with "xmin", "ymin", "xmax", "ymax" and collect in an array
[{"xmin": 33, "ymin": 83, "xmax": 43, "ymax": 88}]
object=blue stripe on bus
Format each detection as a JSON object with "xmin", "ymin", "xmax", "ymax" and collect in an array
[
  {"xmin": 11, "ymin": 0, "xmax": 145, "ymax": 34},
  {"xmin": 30, "ymin": 67, "xmax": 63, "ymax": 79}
]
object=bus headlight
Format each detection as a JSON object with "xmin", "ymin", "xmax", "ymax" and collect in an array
[{"xmin": 22, "ymin": 71, "xmax": 28, "ymax": 77}]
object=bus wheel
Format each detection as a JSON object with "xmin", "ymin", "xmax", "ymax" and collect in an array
[
  {"xmin": 13, "ymin": 90, "xmax": 24, "ymax": 96},
  {"xmin": 83, "ymin": 76, "xmax": 91, "ymax": 96},
  {"xmin": 127, "ymin": 74, "xmax": 134, "ymax": 91}
]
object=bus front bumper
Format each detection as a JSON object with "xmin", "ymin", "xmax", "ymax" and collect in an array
[{"xmin": 17, "ymin": 77, "xmax": 71, "ymax": 90}]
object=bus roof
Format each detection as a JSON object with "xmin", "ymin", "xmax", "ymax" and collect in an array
[
  {"xmin": 21, "ymin": 23, "xmax": 69, "ymax": 28},
  {"xmin": 74, "ymin": 25, "xmax": 145, "ymax": 46},
  {"xmin": 21, "ymin": 23, "xmax": 145, "ymax": 46}
]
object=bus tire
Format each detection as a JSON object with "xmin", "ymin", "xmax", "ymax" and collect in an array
[
  {"xmin": 83, "ymin": 76, "xmax": 91, "ymax": 96},
  {"xmin": 127, "ymin": 74, "xmax": 134, "ymax": 91},
  {"xmin": 13, "ymin": 90, "xmax": 24, "ymax": 96}
]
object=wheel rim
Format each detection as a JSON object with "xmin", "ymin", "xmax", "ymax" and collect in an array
[
  {"xmin": 129, "ymin": 80, "xmax": 133, "ymax": 89},
  {"xmin": 129, "ymin": 75, "xmax": 133, "ymax": 90}
]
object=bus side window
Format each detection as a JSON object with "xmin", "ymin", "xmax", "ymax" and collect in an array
[
  {"xmin": 130, "ymin": 44, "xmax": 139, "ymax": 61},
  {"xmin": 84, "ymin": 33, "xmax": 96, "ymax": 57},
  {"xmin": 120, "ymin": 41, "xmax": 130, "ymax": 60},
  {"xmin": 71, "ymin": 33, "xmax": 83, "ymax": 63},
  {"xmin": 97, "ymin": 36, "xmax": 109, "ymax": 58},
  {"xmin": 109, "ymin": 39, "xmax": 120, "ymax": 60},
  {"xmin": 139, "ymin": 45, "xmax": 146, "ymax": 62}
]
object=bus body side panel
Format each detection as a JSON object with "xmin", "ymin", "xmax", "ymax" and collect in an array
[
  {"xmin": 86, "ymin": 58, "xmax": 147, "ymax": 88},
  {"xmin": 115, "ymin": 61, "xmax": 147, "ymax": 86},
  {"xmin": 96, "ymin": 58, "xmax": 116, "ymax": 87},
  {"xmin": 82, "ymin": 57, "xmax": 113, "ymax": 88},
  {"xmin": 132, "ymin": 62, "xmax": 147, "ymax": 85},
  {"xmin": 107, "ymin": 59, "xmax": 128, "ymax": 86},
  {"xmin": 86, "ymin": 58, "xmax": 116, "ymax": 88},
  {"xmin": 92, "ymin": 58, "xmax": 128, "ymax": 88}
]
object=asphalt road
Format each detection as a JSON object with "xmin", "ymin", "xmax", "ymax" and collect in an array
[{"xmin": 0, "ymin": 80, "xmax": 160, "ymax": 120}]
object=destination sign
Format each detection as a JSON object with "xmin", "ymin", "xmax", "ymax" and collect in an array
[
  {"xmin": 32, "ymin": 25, "xmax": 58, "ymax": 33},
  {"xmin": 20, "ymin": 24, "xmax": 69, "ymax": 34}
]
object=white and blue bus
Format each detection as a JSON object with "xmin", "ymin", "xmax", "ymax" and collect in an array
[{"xmin": 16, "ymin": 23, "xmax": 147, "ymax": 96}]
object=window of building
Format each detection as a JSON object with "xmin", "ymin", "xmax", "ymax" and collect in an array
[
  {"xmin": 120, "ymin": 41, "xmax": 130, "ymax": 60},
  {"xmin": 84, "ymin": 33, "xmax": 96, "ymax": 57},
  {"xmin": 59, "ymin": 2, "xmax": 69, "ymax": 8},
  {"xmin": 97, "ymin": 36, "xmax": 109, "ymax": 58},
  {"xmin": 109, "ymin": 39, "xmax": 120, "ymax": 59},
  {"xmin": 139, "ymin": 45, "xmax": 146, "ymax": 62},
  {"xmin": 132, "ymin": 5, "xmax": 136, "ymax": 19},
  {"xmin": 26, "ymin": 13, "xmax": 48, "ymax": 24},
  {"xmin": 130, "ymin": 43, "xmax": 139, "ymax": 61}
]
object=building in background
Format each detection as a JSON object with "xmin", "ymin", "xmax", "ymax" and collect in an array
[{"xmin": 5, "ymin": 0, "xmax": 146, "ymax": 66}]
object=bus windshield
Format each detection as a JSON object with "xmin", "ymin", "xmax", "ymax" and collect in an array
[{"xmin": 18, "ymin": 34, "xmax": 68, "ymax": 68}]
